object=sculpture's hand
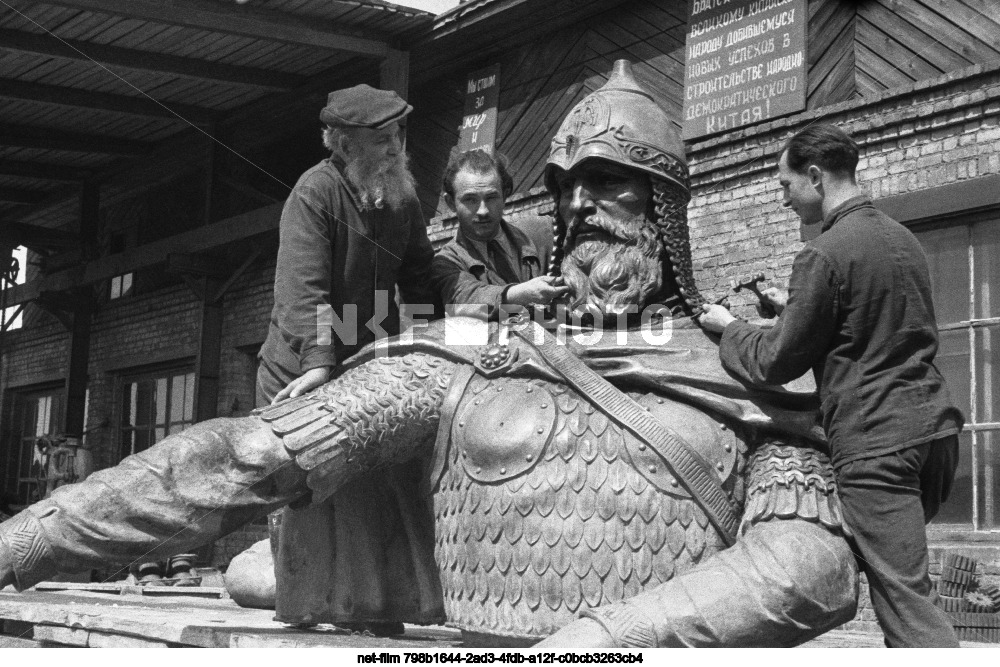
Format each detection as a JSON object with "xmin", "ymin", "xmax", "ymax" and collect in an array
[
  {"xmin": 758, "ymin": 286, "xmax": 787, "ymax": 316},
  {"xmin": 536, "ymin": 618, "xmax": 617, "ymax": 648},
  {"xmin": 273, "ymin": 366, "xmax": 331, "ymax": 404}
]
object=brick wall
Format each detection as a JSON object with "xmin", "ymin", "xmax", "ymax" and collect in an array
[{"xmin": 686, "ymin": 61, "xmax": 1000, "ymax": 319}]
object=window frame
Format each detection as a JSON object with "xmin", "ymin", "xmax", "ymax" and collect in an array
[
  {"xmin": 115, "ymin": 365, "xmax": 195, "ymax": 461},
  {"xmin": 910, "ymin": 208, "xmax": 1000, "ymax": 532},
  {"xmin": 1, "ymin": 384, "xmax": 65, "ymax": 508}
]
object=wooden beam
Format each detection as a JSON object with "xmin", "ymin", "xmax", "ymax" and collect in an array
[
  {"xmin": 0, "ymin": 187, "xmax": 48, "ymax": 205},
  {"xmin": 0, "ymin": 78, "xmax": 216, "ymax": 124},
  {"xmin": 380, "ymin": 48, "xmax": 410, "ymax": 99},
  {"xmin": 166, "ymin": 253, "xmax": 230, "ymax": 278},
  {"xmin": 0, "ymin": 28, "xmax": 304, "ymax": 91},
  {"xmin": 876, "ymin": 173, "xmax": 1000, "ymax": 223},
  {"xmin": 0, "ymin": 123, "xmax": 151, "ymax": 156},
  {"xmin": 3, "ymin": 201, "xmax": 283, "ymax": 307},
  {"xmin": 63, "ymin": 291, "xmax": 93, "ymax": 434},
  {"xmin": 39, "ymin": 0, "xmax": 393, "ymax": 58},
  {"xmin": 194, "ymin": 277, "xmax": 223, "ymax": 421},
  {"xmin": 0, "ymin": 158, "xmax": 92, "ymax": 182},
  {"xmin": 0, "ymin": 221, "xmax": 79, "ymax": 251}
]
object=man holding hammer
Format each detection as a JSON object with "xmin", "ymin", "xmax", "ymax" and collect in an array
[{"xmin": 699, "ymin": 124, "xmax": 963, "ymax": 647}]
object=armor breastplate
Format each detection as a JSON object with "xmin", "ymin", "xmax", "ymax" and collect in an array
[{"xmin": 433, "ymin": 373, "xmax": 745, "ymax": 642}]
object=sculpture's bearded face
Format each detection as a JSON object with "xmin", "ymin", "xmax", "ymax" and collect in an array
[{"xmin": 552, "ymin": 159, "xmax": 663, "ymax": 317}]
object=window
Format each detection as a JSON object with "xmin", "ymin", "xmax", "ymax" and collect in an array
[
  {"xmin": 2, "ymin": 389, "xmax": 64, "ymax": 506},
  {"xmin": 109, "ymin": 273, "xmax": 134, "ymax": 300},
  {"xmin": 119, "ymin": 369, "xmax": 195, "ymax": 460},
  {"xmin": 107, "ymin": 233, "xmax": 133, "ymax": 300},
  {"xmin": 1, "ymin": 246, "xmax": 26, "ymax": 331},
  {"xmin": 916, "ymin": 214, "xmax": 1000, "ymax": 529}
]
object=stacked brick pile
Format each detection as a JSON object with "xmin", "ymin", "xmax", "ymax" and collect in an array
[{"xmin": 936, "ymin": 554, "xmax": 1000, "ymax": 642}]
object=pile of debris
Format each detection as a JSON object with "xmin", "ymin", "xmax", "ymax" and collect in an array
[{"xmin": 936, "ymin": 554, "xmax": 1000, "ymax": 642}]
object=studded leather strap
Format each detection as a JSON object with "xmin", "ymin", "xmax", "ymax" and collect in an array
[{"xmin": 511, "ymin": 320, "xmax": 739, "ymax": 545}]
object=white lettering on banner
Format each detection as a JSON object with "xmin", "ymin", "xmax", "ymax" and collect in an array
[
  {"xmin": 727, "ymin": 37, "xmax": 775, "ymax": 66},
  {"xmin": 688, "ymin": 35, "xmax": 724, "ymax": 59},
  {"xmin": 460, "ymin": 113, "xmax": 489, "ymax": 130},
  {"xmin": 465, "ymin": 75, "xmax": 497, "ymax": 94},
  {"xmin": 684, "ymin": 64, "xmax": 766, "ymax": 100},
  {"xmin": 689, "ymin": 7, "xmax": 745, "ymax": 37},
  {"xmin": 765, "ymin": 50, "xmax": 803, "ymax": 75},
  {"xmin": 723, "ymin": 9, "xmax": 795, "ymax": 47},
  {"xmin": 688, "ymin": 56, "xmax": 723, "ymax": 78},
  {"xmin": 747, "ymin": 0, "xmax": 793, "ymax": 16},
  {"xmin": 692, "ymin": 0, "xmax": 734, "ymax": 17}
]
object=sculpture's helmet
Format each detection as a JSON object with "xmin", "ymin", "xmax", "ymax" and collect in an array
[{"xmin": 545, "ymin": 59, "xmax": 704, "ymax": 314}]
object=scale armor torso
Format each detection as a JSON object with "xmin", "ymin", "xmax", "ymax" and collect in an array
[
  {"xmin": 434, "ymin": 372, "xmax": 747, "ymax": 641},
  {"xmin": 261, "ymin": 349, "xmax": 844, "ymax": 641}
]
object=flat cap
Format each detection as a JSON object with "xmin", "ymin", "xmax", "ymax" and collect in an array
[{"xmin": 320, "ymin": 84, "xmax": 413, "ymax": 129}]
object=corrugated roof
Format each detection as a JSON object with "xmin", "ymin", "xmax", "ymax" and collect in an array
[{"xmin": 0, "ymin": 0, "xmax": 433, "ymax": 227}]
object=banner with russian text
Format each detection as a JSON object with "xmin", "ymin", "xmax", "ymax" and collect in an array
[
  {"xmin": 457, "ymin": 64, "xmax": 501, "ymax": 154},
  {"xmin": 682, "ymin": 0, "xmax": 807, "ymax": 140}
]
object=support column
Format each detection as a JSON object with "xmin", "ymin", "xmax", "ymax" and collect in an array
[
  {"xmin": 63, "ymin": 181, "xmax": 98, "ymax": 438},
  {"xmin": 380, "ymin": 48, "xmax": 410, "ymax": 147},
  {"xmin": 193, "ymin": 276, "xmax": 223, "ymax": 421}
]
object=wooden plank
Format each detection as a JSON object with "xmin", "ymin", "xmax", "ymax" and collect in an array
[
  {"xmin": 807, "ymin": 0, "xmax": 853, "ymax": 68},
  {"xmin": 856, "ymin": 18, "xmax": 944, "ymax": 82},
  {"xmin": 807, "ymin": 13, "xmax": 856, "ymax": 106},
  {"xmin": 411, "ymin": 0, "xmax": 623, "ymax": 84},
  {"xmin": 875, "ymin": 174, "xmax": 1000, "ymax": 223},
  {"xmin": 0, "ymin": 158, "xmax": 91, "ymax": 182},
  {"xmin": 0, "ymin": 186, "xmax": 47, "ymax": 205},
  {"xmin": 38, "ymin": 0, "xmax": 392, "ymax": 57},
  {"xmin": 2, "ymin": 201, "xmax": 283, "ymax": 307},
  {"xmin": 379, "ymin": 48, "xmax": 410, "ymax": 100},
  {"xmin": 0, "ymin": 28, "xmax": 304, "ymax": 90},
  {"xmin": 0, "ymin": 122, "xmax": 151, "ymax": 156},
  {"xmin": 855, "ymin": 42, "xmax": 921, "ymax": 90},
  {"xmin": 0, "ymin": 589, "xmax": 462, "ymax": 648},
  {"xmin": 0, "ymin": 78, "xmax": 217, "ymax": 124},
  {"xmin": 860, "ymin": 2, "xmax": 974, "ymax": 73},
  {"xmin": 911, "ymin": 0, "xmax": 1000, "ymax": 61}
]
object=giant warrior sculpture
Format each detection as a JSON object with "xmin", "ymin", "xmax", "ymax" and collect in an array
[{"xmin": 0, "ymin": 61, "xmax": 859, "ymax": 647}]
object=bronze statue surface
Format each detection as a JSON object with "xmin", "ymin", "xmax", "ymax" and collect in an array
[{"xmin": 0, "ymin": 60, "xmax": 859, "ymax": 647}]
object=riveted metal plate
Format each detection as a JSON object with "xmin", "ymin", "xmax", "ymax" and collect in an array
[
  {"xmin": 626, "ymin": 393, "xmax": 738, "ymax": 498},
  {"xmin": 454, "ymin": 380, "xmax": 555, "ymax": 483}
]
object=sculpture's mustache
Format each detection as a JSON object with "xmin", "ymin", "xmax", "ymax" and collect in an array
[{"xmin": 566, "ymin": 213, "xmax": 644, "ymax": 248}]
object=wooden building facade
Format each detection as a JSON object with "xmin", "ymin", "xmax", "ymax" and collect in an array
[{"xmin": 1, "ymin": 0, "xmax": 999, "ymax": 619}]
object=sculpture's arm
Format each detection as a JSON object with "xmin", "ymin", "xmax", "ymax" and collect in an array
[
  {"xmin": 538, "ymin": 444, "xmax": 860, "ymax": 648},
  {"xmin": 0, "ymin": 353, "xmax": 455, "ymax": 591}
]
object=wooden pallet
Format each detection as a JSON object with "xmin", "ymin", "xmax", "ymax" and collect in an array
[
  {"xmin": 0, "ymin": 589, "xmax": 462, "ymax": 648},
  {"xmin": 2, "ymin": 587, "xmax": 996, "ymax": 648}
]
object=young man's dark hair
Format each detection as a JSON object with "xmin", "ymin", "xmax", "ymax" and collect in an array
[
  {"xmin": 442, "ymin": 148, "xmax": 514, "ymax": 199},
  {"xmin": 782, "ymin": 124, "xmax": 860, "ymax": 177}
]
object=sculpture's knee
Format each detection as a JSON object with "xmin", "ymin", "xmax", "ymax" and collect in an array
[
  {"xmin": 744, "ymin": 520, "xmax": 859, "ymax": 635},
  {"xmin": 224, "ymin": 538, "xmax": 276, "ymax": 610}
]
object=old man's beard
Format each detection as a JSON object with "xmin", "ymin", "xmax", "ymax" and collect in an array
[
  {"xmin": 344, "ymin": 150, "xmax": 417, "ymax": 211},
  {"xmin": 560, "ymin": 214, "xmax": 663, "ymax": 317}
]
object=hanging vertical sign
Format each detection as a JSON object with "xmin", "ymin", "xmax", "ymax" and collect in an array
[
  {"xmin": 457, "ymin": 64, "xmax": 501, "ymax": 154},
  {"xmin": 682, "ymin": 0, "xmax": 807, "ymax": 140}
]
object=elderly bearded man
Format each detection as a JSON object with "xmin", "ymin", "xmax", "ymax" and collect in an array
[
  {"xmin": 252, "ymin": 84, "xmax": 441, "ymax": 633},
  {"xmin": 0, "ymin": 62, "xmax": 860, "ymax": 647}
]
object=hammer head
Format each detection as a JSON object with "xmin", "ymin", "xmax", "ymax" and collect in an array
[{"xmin": 731, "ymin": 273, "xmax": 766, "ymax": 293}]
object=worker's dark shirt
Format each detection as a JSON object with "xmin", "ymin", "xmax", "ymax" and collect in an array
[
  {"xmin": 431, "ymin": 217, "xmax": 552, "ymax": 314},
  {"xmin": 720, "ymin": 195, "xmax": 964, "ymax": 469},
  {"xmin": 259, "ymin": 157, "xmax": 437, "ymax": 385}
]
